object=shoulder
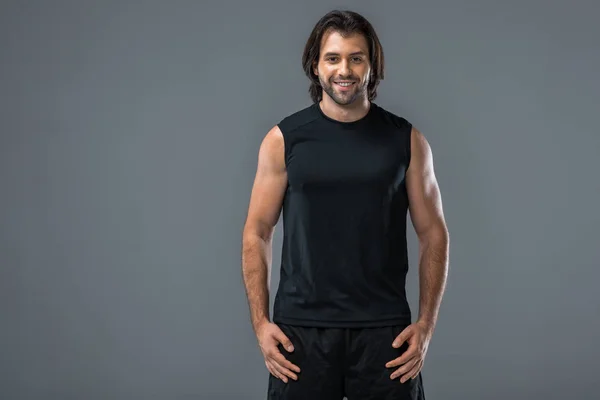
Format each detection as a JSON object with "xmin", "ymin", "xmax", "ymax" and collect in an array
[
  {"xmin": 410, "ymin": 126, "xmax": 428, "ymax": 148},
  {"xmin": 263, "ymin": 125, "xmax": 284, "ymax": 148},
  {"xmin": 260, "ymin": 103, "xmax": 315, "ymax": 156},
  {"xmin": 372, "ymin": 103, "xmax": 412, "ymax": 131},
  {"xmin": 277, "ymin": 103, "xmax": 320, "ymax": 135},
  {"xmin": 372, "ymin": 103, "xmax": 414, "ymax": 161},
  {"xmin": 258, "ymin": 104, "xmax": 317, "ymax": 170},
  {"xmin": 258, "ymin": 125, "xmax": 285, "ymax": 172},
  {"xmin": 408, "ymin": 126, "xmax": 434, "ymax": 172}
]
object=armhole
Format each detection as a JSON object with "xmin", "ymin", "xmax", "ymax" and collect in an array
[
  {"xmin": 274, "ymin": 123, "xmax": 290, "ymax": 210},
  {"xmin": 405, "ymin": 121, "xmax": 413, "ymax": 171},
  {"xmin": 276, "ymin": 123, "xmax": 289, "ymax": 169}
]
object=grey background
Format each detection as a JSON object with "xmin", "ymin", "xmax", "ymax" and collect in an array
[{"xmin": 1, "ymin": 1, "xmax": 598, "ymax": 399}]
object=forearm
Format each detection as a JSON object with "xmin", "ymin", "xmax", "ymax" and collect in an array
[
  {"xmin": 416, "ymin": 228, "xmax": 449, "ymax": 331},
  {"xmin": 241, "ymin": 231, "xmax": 272, "ymax": 335}
]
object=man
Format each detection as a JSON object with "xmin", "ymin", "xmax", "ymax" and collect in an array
[{"xmin": 241, "ymin": 9, "xmax": 449, "ymax": 400}]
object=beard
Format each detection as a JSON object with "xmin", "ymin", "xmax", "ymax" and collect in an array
[{"xmin": 318, "ymin": 75, "xmax": 369, "ymax": 105}]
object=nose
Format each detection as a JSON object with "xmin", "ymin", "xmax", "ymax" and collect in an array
[{"xmin": 338, "ymin": 59, "xmax": 351, "ymax": 76}]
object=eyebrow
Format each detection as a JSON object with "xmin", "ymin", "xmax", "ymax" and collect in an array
[{"xmin": 322, "ymin": 51, "xmax": 367, "ymax": 57}]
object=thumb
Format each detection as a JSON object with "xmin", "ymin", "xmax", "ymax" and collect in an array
[
  {"xmin": 274, "ymin": 328, "xmax": 294, "ymax": 352},
  {"xmin": 392, "ymin": 326, "xmax": 412, "ymax": 348}
]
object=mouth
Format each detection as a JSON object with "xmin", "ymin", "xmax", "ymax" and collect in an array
[{"xmin": 334, "ymin": 81, "xmax": 356, "ymax": 91}]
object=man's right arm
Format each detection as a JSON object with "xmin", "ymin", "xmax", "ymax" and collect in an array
[{"xmin": 241, "ymin": 125, "xmax": 288, "ymax": 336}]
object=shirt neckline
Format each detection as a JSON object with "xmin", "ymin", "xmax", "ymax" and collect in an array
[{"xmin": 315, "ymin": 101, "xmax": 375, "ymax": 127}]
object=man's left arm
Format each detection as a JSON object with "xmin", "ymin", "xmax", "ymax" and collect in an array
[
  {"xmin": 406, "ymin": 127, "xmax": 449, "ymax": 332},
  {"xmin": 386, "ymin": 126, "xmax": 449, "ymax": 383}
]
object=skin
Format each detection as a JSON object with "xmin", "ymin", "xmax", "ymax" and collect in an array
[{"xmin": 241, "ymin": 29, "xmax": 449, "ymax": 385}]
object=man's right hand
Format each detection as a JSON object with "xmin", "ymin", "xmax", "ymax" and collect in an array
[{"xmin": 257, "ymin": 322, "xmax": 301, "ymax": 383}]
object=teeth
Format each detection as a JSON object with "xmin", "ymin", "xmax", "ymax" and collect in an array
[{"xmin": 337, "ymin": 82, "xmax": 354, "ymax": 87}]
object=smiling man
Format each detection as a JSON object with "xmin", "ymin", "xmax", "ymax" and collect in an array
[{"xmin": 242, "ymin": 9, "xmax": 449, "ymax": 400}]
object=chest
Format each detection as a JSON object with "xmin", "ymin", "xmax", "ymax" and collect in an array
[{"xmin": 286, "ymin": 131, "xmax": 408, "ymax": 191}]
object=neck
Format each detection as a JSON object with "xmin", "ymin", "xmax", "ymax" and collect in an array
[{"xmin": 319, "ymin": 96, "xmax": 370, "ymax": 123}]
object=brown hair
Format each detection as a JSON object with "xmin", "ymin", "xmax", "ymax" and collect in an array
[{"xmin": 302, "ymin": 10, "xmax": 385, "ymax": 103}]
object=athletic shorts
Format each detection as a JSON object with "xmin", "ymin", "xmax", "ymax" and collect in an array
[{"xmin": 267, "ymin": 323, "xmax": 426, "ymax": 400}]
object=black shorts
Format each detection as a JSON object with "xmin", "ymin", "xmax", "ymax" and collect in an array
[{"xmin": 267, "ymin": 323, "xmax": 426, "ymax": 400}]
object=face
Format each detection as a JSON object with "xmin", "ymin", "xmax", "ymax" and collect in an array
[{"xmin": 313, "ymin": 30, "xmax": 371, "ymax": 106}]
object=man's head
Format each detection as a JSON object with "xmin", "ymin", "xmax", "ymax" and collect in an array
[{"xmin": 302, "ymin": 10, "xmax": 385, "ymax": 105}]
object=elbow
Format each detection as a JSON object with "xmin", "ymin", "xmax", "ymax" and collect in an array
[
  {"xmin": 418, "ymin": 223, "xmax": 449, "ymax": 247},
  {"xmin": 243, "ymin": 221, "xmax": 274, "ymax": 245}
]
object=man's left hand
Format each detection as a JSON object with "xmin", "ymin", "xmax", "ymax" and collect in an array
[{"xmin": 385, "ymin": 320, "xmax": 434, "ymax": 383}]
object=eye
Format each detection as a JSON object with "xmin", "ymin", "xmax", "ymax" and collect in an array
[{"xmin": 325, "ymin": 56, "xmax": 363, "ymax": 63}]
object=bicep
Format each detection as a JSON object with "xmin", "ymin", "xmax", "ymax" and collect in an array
[
  {"xmin": 406, "ymin": 127, "xmax": 447, "ymax": 239},
  {"xmin": 244, "ymin": 125, "xmax": 288, "ymax": 240}
]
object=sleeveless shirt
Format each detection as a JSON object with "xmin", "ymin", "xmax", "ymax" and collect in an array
[{"xmin": 272, "ymin": 101, "xmax": 413, "ymax": 328}]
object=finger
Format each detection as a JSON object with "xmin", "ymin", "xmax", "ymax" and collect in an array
[
  {"xmin": 267, "ymin": 360, "xmax": 288, "ymax": 383},
  {"xmin": 273, "ymin": 331, "xmax": 295, "ymax": 352},
  {"xmin": 390, "ymin": 357, "xmax": 419, "ymax": 380},
  {"xmin": 272, "ymin": 352, "xmax": 301, "ymax": 373},
  {"xmin": 266, "ymin": 363, "xmax": 277, "ymax": 378},
  {"xmin": 270, "ymin": 359, "xmax": 296, "ymax": 381},
  {"xmin": 385, "ymin": 344, "xmax": 419, "ymax": 368},
  {"xmin": 270, "ymin": 357, "xmax": 299, "ymax": 381},
  {"xmin": 410, "ymin": 360, "xmax": 424, "ymax": 380},
  {"xmin": 265, "ymin": 360, "xmax": 277, "ymax": 377},
  {"xmin": 265, "ymin": 362, "xmax": 276, "ymax": 377},
  {"xmin": 385, "ymin": 348, "xmax": 419, "ymax": 368},
  {"xmin": 400, "ymin": 360, "xmax": 423, "ymax": 383},
  {"xmin": 392, "ymin": 326, "xmax": 412, "ymax": 349}
]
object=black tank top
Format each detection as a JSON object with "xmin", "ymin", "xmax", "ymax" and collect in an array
[{"xmin": 272, "ymin": 101, "xmax": 413, "ymax": 328}]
